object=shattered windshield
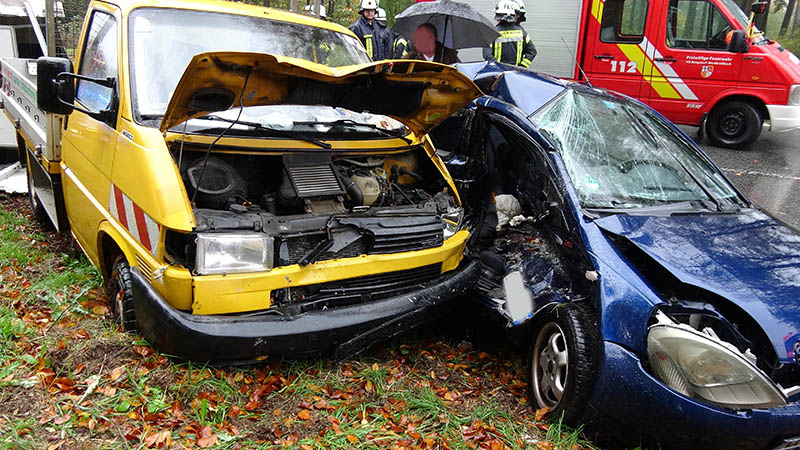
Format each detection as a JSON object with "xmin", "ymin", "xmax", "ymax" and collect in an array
[
  {"xmin": 530, "ymin": 89, "xmax": 740, "ymax": 210},
  {"xmin": 128, "ymin": 8, "xmax": 370, "ymax": 122},
  {"xmin": 173, "ymin": 105, "xmax": 408, "ymax": 139}
]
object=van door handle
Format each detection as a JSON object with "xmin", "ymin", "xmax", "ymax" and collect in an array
[
  {"xmin": 654, "ymin": 57, "xmax": 677, "ymax": 63},
  {"xmin": 594, "ymin": 55, "xmax": 614, "ymax": 60}
]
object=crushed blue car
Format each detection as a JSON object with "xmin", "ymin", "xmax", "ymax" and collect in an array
[{"xmin": 435, "ymin": 61, "xmax": 800, "ymax": 450}]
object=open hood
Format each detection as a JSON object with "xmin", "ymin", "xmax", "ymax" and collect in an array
[
  {"xmin": 595, "ymin": 210, "xmax": 800, "ymax": 363},
  {"xmin": 160, "ymin": 52, "xmax": 482, "ymax": 135}
]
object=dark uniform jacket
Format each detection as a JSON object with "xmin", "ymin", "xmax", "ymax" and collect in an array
[
  {"xmin": 350, "ymin": 16, "xmax": 392, "ymax": 61},
  {"xmin": 406, "ymin": 42, "xmax": 460, "ymax": 65},
  {"xmin": 483, "ymin": 22, "xmax": 537, "ymax": 68}
]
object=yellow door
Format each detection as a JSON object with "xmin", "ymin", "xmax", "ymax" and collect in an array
[{"xmin": 61, "ymin": 5, "xmax": 121, "ymax": 264}]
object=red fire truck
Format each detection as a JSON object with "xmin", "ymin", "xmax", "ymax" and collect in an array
[{"xmin": 462, "ymin": 0, "xmax": 800, "ymax": 149}]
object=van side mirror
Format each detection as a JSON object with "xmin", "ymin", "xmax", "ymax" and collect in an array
[
  {"xmin": 751, "ymin": 2, "xmax": 767, "ymax": 14},
  {"xmin": 727, "ymin": 30, "xmax": 749, "ymax": 53},
  {"xmin": 37, "ymin": 56, "xmax": 117, "ymax": 122},
  {"xmin": 37, "ymin": 57, "xmax": 75, "ymax": 115}
]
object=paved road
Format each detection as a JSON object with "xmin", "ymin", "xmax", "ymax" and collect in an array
[{"xmin": 682, "ymin": 126, "xmax": 800, "ymax": 229}]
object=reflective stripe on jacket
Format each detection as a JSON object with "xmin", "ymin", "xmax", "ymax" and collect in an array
[
  {"xmin": 483, "ymin": 22, "xmax": 537, "ymax": 67},
  {"xmin": 350, "ymin": 16, "xmax": 391, "ymax": 60}
]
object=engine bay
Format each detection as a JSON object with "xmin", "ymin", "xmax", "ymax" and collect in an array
[{"xmin": 164, "ymin": 147, "xmax": 462, "ymax": 270}]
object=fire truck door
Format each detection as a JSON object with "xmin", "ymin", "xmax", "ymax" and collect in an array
[
  {"xmin": 647, "ymin": 0, "xmax": 742, "ymax": 124},
  {"xmin": 584, "ymin": 0, "xmax": 657, "ymax": 99}
]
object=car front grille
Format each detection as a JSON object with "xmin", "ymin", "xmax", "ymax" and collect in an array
[{"xmin": 270, "ymin": 263, "xmax": 443, "ymax": 311}]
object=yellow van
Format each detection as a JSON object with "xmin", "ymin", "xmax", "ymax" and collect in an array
[{"xmin": 2, "ymin": 0, "xmax": 481, "ymax": 360}]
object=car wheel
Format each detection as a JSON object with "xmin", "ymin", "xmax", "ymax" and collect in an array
[
  {"xmin": 107, "ymin": 254, "xmax": 138, "ymax": 332},
  {"xmin": 26, "ymin": 162, "xmax": 50, "ymax": 227},
  {"xmin": 528, "ymin": 302, "xmax": 598, "ymax": 426},
  {"xmin": 705, "ymin": 100, "xmax": 762, "ymax": 149}
]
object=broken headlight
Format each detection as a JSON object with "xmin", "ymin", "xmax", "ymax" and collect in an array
[
  {"xmin": 195, "ymin": 233, "xmax": 274, "ymax": 275},
  {"xmin": 442, "ymin": 208, "xmax": 464, "ymax": 240},
  {"xmin": 647, "ymin": 313, "xmax": 787, "ymax": 409}
]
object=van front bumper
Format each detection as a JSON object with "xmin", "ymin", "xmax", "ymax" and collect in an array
[
  {"xmin": 766, "ymin": 104, "xmax": 800, "ymax": 132},
  {"xmin": 586, "ymin": 342, "xmax": 800, "ymax": 450},
  {"xmin": 129, "ymin": 259, "xmax": 480, "ymax": 361}
]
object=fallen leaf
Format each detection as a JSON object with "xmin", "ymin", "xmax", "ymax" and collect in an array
[
  {"xmin": 297, "ymin": 409, "xmax": 311, "ymax": 420},
  {"xmin": 534, "ymin": 407, "xmax": 550, "ymax": 422},
  {"xmin": 347, "ymin": 434, "xmax": 359, "ymax": 443},
  {"xmin": 536, "ymin": 441, "xmax": 554, "ymax": 450}
]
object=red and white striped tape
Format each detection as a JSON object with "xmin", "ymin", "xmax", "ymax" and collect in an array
[{"xmin": 108, "ymin": 184, "xmax": 161, "ymax": 257}]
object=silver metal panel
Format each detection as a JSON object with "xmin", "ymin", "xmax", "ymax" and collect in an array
[{"xmin": 456, "ymin": 0, "xmax": 582, "ymax": 78}]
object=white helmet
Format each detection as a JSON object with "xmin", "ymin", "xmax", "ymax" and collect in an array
[
  {"xmin": 303, "ymin": 3, "xmax": 327, "ymax": 19},
  {"xmin": 512, "ymin": 0, "xmax": 526, "ymax": 22},
  {"xmin": 360, "ymin": 0, "xmax": 378, "ymax": 12},
  {"xmin": 376, "ymin": 7, "xmax": 387, "ymax": 24},
  {"xmin": 494, "ymin": 0, "xmax": 517, "ymax": 22}
]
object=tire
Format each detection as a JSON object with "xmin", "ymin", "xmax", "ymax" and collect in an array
[
  {"xmin": 527, "ymin": 302, "xmax": 599, "ymax": 426},
  {"xmin": 106, "ymin": 254, "xmax": 138, "ymax": 332},
  {"xmin": 705, "ymin": 100, "xmax": 762, "ymax": 149},
  {"xmin": 26, "ymin": 162, "xmax": 50, "ymax": 227}
]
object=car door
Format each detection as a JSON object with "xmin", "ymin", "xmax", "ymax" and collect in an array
[
  {"xmin": 647, "ymin": 0, "xmax": 742, "ymax": 124},
  {"xmin": 60, "ymin": 5, "xmax": 120, "ymax": 262},
  {"xmin": 584, "ymin": 0, "xmax": 656, "ymax": 100}
]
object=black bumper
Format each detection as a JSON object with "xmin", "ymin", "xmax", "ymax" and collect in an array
[{"xmin": 130, "ymin": 259, "xmax": 480, "ymax": 361}]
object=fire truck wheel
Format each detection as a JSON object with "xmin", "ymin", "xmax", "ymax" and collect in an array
[
  {"xmin": 107, "ymin": 254, "xmax": 138, "ymax": 332},
  {"xmin": 705, "ymin": 100, "xmax": 762, "ymax": 150}
]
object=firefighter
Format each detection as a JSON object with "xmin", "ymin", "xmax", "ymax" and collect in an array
[
  {"xmin": 349, "ymin": 0, "xmax": 391, "ymax": 60},
  {"xmin": 375, "ymin": 8, "xmax": 408, "ymax": 58},
  {"xmin": 483, "ymin": 0, "xmax": 536, "ymax": 68}
]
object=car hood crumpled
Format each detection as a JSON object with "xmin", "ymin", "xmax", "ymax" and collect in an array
[
  {"xmin": 159, "ymin": 52, "xmax": 482, "ymax": 135},
  {"xmin": 595, "ymin": 209, "xmax": 800, "ymax": 363}
]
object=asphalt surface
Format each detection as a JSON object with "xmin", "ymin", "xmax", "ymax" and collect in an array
[{"xmin": 681, "ymin": 125, "xmax": 800, "ymax": 229}]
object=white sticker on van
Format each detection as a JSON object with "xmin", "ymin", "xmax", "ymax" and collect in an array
[{"xmin": 790, "ymin": 53, "xmax": 800, "ymax": 65}]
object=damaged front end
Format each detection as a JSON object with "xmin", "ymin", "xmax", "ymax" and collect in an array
[{"xmin": 127, "ymin": 53, "xmax": 484, "ymax": 360}]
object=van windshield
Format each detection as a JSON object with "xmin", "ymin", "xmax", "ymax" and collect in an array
[
  {"xmin": 530, "ymin": 89, "xmax": 741, "ymax": 210},
  {"xmin": 128, "ymin": 8, "xmax": 370, "ymax": 122},
  {"xmin": 718, "ymin": 0, "xmax": 750, "ymax": 28}
]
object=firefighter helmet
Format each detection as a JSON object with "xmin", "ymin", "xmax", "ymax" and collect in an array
[
  {"xmin": 360, "ymin": 0, "xmax": 378, "ymax": 12},
  {"xmin": 512, "ymin": 0, "xmax": 526, "ymax": 22},
  {"xmin": 494, "ymin": 0, "xmax": 517, "ymax": 22},
  {"xmin": 376, "ymin": 7, "xmax": 387, "ymax": 25}
]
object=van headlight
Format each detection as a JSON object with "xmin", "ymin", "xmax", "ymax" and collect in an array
[
  {"xmin": 442, "ymin": 208, "xmax": 464, "ymax": 240},
  {"xmin": 647, "ymin": 321, "xmax": 787, "ymax": 409},
  {"xmin": 195, "ymin": 233, "xmax": 274, "ymax": 275},
  {"xmin": 790, "ymin": 85, "xmax": 800, "ymax": 106}
]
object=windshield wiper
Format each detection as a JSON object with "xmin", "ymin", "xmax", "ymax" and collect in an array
[
  {"xmin": 201, "ymin": 115, "xmax": 331, "ymax": 149},
  {"xmin": 293, "ymin": 119, "xmax": 413, "ymax": 144},
  {"xmin": 622, "ymin": 107, "xmax": 725, "ymax": 212}
]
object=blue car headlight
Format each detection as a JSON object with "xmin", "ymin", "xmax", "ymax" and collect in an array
[{"xmin": 647, "ymin": 314, "xmax": 787, "ymax": 409}]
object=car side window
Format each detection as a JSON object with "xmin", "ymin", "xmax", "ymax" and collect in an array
[
  {"xmin": 599, "ymin": 0, "xmax": 649, "ymax": 44},
  {"xmin": 667, "ymin": 0, "xmax": 733, "ymax": 50},
  {"xmin": 76, "ymin": 11, "xmax": 118, "ymax": 113}
]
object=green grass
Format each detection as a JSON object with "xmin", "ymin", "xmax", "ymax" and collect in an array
[{"xmin": 0, "ymin": 194, "xmax": 602, "ymax": 450}]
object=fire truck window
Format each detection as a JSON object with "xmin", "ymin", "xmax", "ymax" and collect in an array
[
  {"xmin": 667, "ymin": 0, "xmax": 733, "ymax": 50},
  {"xmin": 599, "ymin": 0, "xmax": 649, "ymax": 44},
  {"xmin": 76, "ymin": 11, "xmax": 118, "ymax": 113}
]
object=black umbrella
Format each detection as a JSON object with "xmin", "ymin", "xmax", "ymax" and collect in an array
[{"xmin": 392, "ymin": 0, "xmax": 499, "ymax": 50}]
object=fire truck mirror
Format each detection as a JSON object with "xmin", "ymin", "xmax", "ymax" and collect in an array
[
  {"xmin": 727, "ymin": 30, "xmax": 749, "ymax": 54},
  {"xmin": 750, "ymin": 2, "xmax": 768, "ymax": 14}
]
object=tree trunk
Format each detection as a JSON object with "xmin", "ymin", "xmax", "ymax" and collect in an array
[
  {"xmin": 793, "ymin": 0, "xmax": 800, "ymax": 32},
  {"xmin": 781, "ymin": 0, "xmax": 796, "ymax": 35}
]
